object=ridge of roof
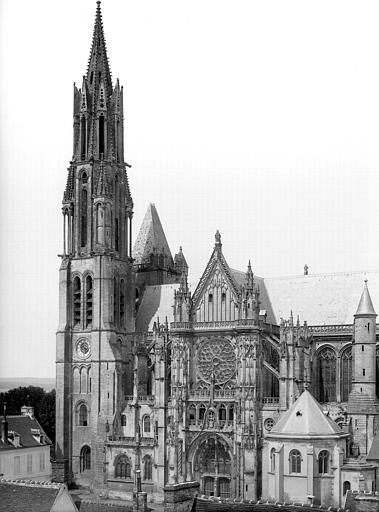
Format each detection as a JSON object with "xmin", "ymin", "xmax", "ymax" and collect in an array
[
  {"xmin": 263, "ymin": 269, "xmax": 379, "ymax": 281},
  {"xmin": 0, "ymin": 479, "xmax": 63, "ymax": 489}
]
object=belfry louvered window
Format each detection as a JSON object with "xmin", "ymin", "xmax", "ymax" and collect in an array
[
  {"xmin": 86, "ymin": 275, "xmax": 93, "ymax": 328},
  {"xmin": 73, "ymin": 276, "xmax": 81, "ymax": 326}
]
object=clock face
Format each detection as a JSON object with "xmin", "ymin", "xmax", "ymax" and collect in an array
[
  {"xmin": 76, "ymin": 339, "xmax": 91, "ymax": 359},
  {"xmin": 197, "ymin": 338, "xmax": 236, "ymax": 384}
]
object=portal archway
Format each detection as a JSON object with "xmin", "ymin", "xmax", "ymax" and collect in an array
[{"xmin": 192, "ymin": 436, "xmax": 233, "ymax": 498}]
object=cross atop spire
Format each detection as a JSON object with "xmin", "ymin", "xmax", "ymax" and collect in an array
[{"xmin": 86, "ymin": 1, "xmax": 112, "ymax": 96}]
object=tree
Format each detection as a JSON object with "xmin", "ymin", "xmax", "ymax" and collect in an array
[{"xmin": 0, "ymin": 386, "xmax": 55, "ymax": 446}]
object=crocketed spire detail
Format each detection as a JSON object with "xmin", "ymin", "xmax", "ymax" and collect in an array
[{"xmin": 86, "ymin": 1, "xmax": 112, "ymax": 97}]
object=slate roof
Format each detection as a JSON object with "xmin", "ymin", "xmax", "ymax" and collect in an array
[
  {"xmin": 0, "ymin": 480, "xmax": 77, "ymax": 512},
  {"xmin": 261, "ymin": 270, "xmax": 379, "ymax": 326},
  {"xmin": 367, "ymin": 433, "xmax": 379, "ymax": 461},
  {"xmin": 136, "ymin": 283, "xmax": 180, "ymax": 332},
  {"xmin": 268, "ymin": 390, "xmax": 346, "ymax": 438},
  {"xmin": 0, "ymin": 415, "xmax": 52, "ymax": 451},
  {"xmin": 133, "ymin": 204, "xmax": 173, "ymax": 266}
]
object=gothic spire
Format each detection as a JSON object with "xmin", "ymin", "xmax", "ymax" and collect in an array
[{"xmin": 86, "ymin": 1, "xmax": 112, "ymax": 96}]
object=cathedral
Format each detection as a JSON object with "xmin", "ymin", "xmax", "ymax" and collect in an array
[{"xmin": 55, "ymin": 2, "xmax": 379, "ymax": 508}]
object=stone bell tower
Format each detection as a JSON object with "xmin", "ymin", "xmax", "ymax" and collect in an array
[{"xmin": 55, "ymin": 1, "xmax": 134, "ymax": 485}]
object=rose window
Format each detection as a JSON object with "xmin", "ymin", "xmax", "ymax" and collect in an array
[{"xmin": 197, "ymin": 339, "xmax": 236, "ymax": 384}]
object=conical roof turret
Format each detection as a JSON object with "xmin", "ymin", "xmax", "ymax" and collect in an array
[{"xmin": 355, "ymin": 280, "xmax": 376, "ymax": 317}]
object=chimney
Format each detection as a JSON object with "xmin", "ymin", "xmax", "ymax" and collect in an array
[{"xmin": 2, "ymin": 402, "xmax": 8, "ymax": 444}]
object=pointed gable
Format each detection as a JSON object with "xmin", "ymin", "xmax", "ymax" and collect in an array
[
  {"xmin": 133, "ymin": 204, "xmax": 173, "ymax": 266},
  {"xmin": 192, "ymin": 231, "xmax": 243, "ymax": 322},
  {"xmin": 269, "ymin": 390, "xmax": 345, "ymax": 438}
]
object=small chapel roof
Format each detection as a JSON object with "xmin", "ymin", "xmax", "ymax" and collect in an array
[
  {"xmin": 355, "ymin": 280, "xmax": 377, "ymax": 316},
  {"xmin": 133, "ymin": 204, "xmax": 174, "ymax": 266},
  {"xmin": 267, "ymin": 390, "xmax": 346, "ymax": 439}
]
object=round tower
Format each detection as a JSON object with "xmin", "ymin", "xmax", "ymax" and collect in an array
[{"xmin": 350, "ymin": 280, "xmax": 377, "ymax": 400}]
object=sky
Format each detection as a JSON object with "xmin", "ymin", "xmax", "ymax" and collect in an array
[{"xmin": 1, "ymin": 0, "xmax": 379, "ymax": 379}]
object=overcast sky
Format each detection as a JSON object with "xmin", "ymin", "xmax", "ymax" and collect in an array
[{"xmin": 1, "ymin": 0, "xmax": 379, "ymax": 379}]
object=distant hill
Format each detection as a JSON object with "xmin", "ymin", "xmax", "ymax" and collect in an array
[{"xmin": 0, "ymin": 378, "xmax": 55, "ymax": 394}]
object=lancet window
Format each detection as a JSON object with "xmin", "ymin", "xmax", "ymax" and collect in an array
[
  {"xmin": 289, "ymin": 449, "xmax": 301, "ymax": 473},
  {"xmin": 316, "ymin": 347, "xmax": 337, "ymax": 402},
  {"xmin": 143, "ymin": 455, "xmax": 152, "ymax": 480},
  {"xmin": 341, "ymin": 346, "xmax": 352, "ymax": 402},
  {"xmin": 318, "ymin": 450, "xmax": 329, "ymax": 474}
]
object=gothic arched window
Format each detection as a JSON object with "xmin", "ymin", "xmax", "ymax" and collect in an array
[
  {"xmin": 113, "ymin": 277, "xmax": 118, "ymax": 325},
  {"xmin": 78, "ymin": 404, "xmax": 88, "ymax": 426},
  {"xmin": 120, "ymin": 279, "xmax": 125, "ymax": 327},
  {"xmin": 189, "ymin": 405, "xmax": 196, "ymax": 425},
  {"xmin": 73, "ymin": 276, "xmax": 81, "ymax": 326},
  {"xmin": 121, "ymin": 414, "xmax": 127, "ymax": 427},
  {"xmin": 289, "ymin": 449, "xmax": 302, "ymax": 473},
  {"xmin": 228, "ymin": 405, "xmax": 234, "ymax": 423},
  {"xmin": 143, "ymin": 415, "xmax": 151, "ymax": 434},
  {"xmin": 81, "ymin": 185, "xmax": 88, "ymax": 248},
  {"xmin": 85, "ymin": 275, "xmax": 93, "ymax": 328},
  {"xmin": 115, "ymin": 455, "xmax": 131, "ymax": 478},
  {"xmin": 199, "ymin": 404, "xmax": 206, "ymax": 421},
  {"xmin": 218, "ymin": 404, "xmax": 226, "ymax": 426},
  {"xmin": 270, "ymin": 448, "xmax": 276, "ymax": 472},
  {"xmin": 340, "ymin": 346, "xmax": 352, "ymax": 402},
  {"xmin": 318, "ymin": 450, "xmax": 329, "ymax": 474},
  {"xmin": 80, "ymin": 445, "xmax": 91, "ymax": 472},
  {"xmin": 80, "ymin": 117, "xmax": 86, "ymax": 160},
  {"xmin": 317, "ymin": 347, "xmax": 336, "ymax": 402},
  {"xmin": 143, "ymin": 455, "xmax": 152, "ymax": 480},
  {"xmin": 99, "ymin": 114, "xmax": 105, "ymax": 156}
]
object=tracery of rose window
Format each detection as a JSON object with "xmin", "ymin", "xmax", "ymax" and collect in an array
[{"xmin": 197, "ymin": 339, "xmax": 236, "ymax": 384}]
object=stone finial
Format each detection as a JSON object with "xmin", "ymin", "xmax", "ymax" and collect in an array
[
  {"xmin": 304, "ymin": 264, "xmax": 308, "ymax": 275},
  {"xmin": 214, "ymin": 230, "xmax": 222, "ymax": 251}
]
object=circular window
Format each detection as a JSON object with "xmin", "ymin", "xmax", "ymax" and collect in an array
[
  {"xmin": 264, "ymin": 418, "xmax": 274, "ymax": 431},
  {"xmin": 197, "ymin": 339, "xmax": 236, "ymax": 384},
  {"xmin": 76, "ymin": 338, "xmax": 91, "ymax": 359}
]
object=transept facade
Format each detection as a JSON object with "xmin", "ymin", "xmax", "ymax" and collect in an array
[{"xmin": 55, "ymin": 2, "xmax": 379, "ymax": 508}]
